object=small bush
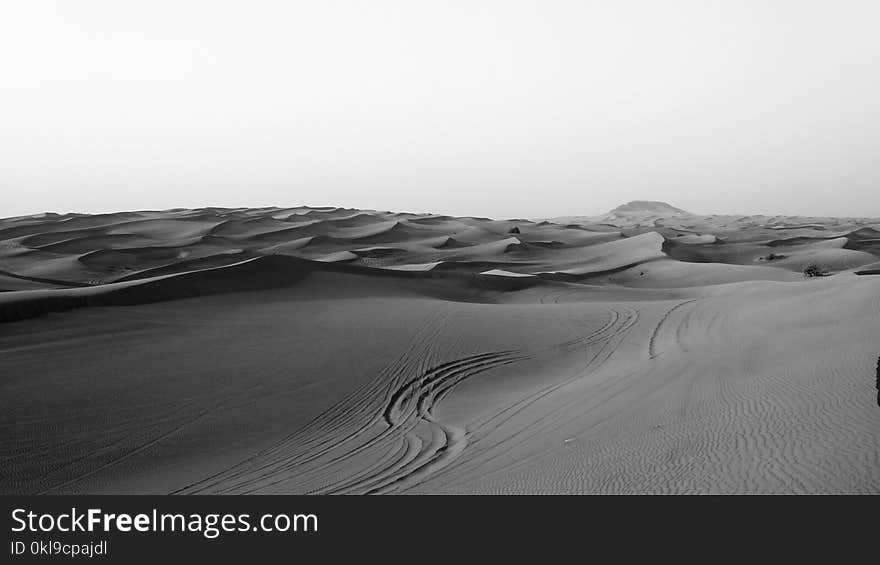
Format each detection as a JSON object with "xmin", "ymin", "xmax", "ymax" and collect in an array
[{"xmin": 803, "ymin": 263, "xmax": 829, "ymax": 277}]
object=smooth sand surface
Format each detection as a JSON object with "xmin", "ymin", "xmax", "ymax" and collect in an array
[{"xmin": 1, "ymin": 203, "xmax": 879, "ymax": 494}]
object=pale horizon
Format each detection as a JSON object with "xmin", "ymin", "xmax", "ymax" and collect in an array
[{"xmin": 10, "ymin": 198, "xmax": 880, "ymax": 222}]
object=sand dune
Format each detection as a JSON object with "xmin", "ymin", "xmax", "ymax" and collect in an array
[{"xmin": 1, "ymin": 203, "xmax": 879, "ymax": 494}]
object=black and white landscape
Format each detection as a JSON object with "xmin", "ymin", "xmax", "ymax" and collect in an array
[
  {"xmin": 3, "ymin": 2, "xmax": 880, "ymax": 495},
  {"xmin": 2, "ymin": 201, "xmax": 879, "ymax": 494}
]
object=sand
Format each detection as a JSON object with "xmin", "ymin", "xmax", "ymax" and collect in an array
[{"xmin": 1, "ymin": 203, "xmax": 879, "ymax": 494}]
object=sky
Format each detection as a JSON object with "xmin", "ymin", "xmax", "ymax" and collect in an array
[{"xmin": 2, "ymin": 0, "xmax": 879, "ymax": 219}]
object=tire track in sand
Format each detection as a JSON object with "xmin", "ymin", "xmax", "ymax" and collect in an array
[{"xmin": 174, "ymin": 309, "xmax": 528, "ymax": 494}]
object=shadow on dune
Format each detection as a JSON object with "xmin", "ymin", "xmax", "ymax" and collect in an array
[
  {"xmin": 0, "ymin": 255, "xmax": 315, "ymax": 324},
  {"xmin": 0, "ymin": 254, "xmax": 558, "ymax": 324}
]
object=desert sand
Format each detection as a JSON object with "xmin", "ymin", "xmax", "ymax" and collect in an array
[{"xmin": 1, "ymin": 201, "xmax": 879, "ymax": 494}]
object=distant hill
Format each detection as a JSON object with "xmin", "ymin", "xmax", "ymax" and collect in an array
[
  {"xmin": 600, "ymin": 201, "xmax": 693, "ymax": 226},
  {"xmin": 544, "ymin": 200, "xmax": 695, "ymax": 227},
  {"xmin": 606, "ymin": 201, "xmax": 689, "ymax": 216}
]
